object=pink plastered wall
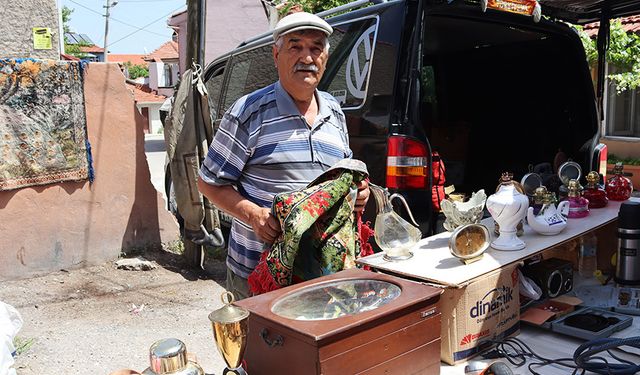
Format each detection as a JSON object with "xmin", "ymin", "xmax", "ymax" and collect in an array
[{"xmin": 0, "ymin": 63, "xmax": 180, "ymax": 280}]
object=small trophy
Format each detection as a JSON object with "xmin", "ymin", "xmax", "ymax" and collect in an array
[{"xmin": 208, "ymin": 292, "xmax": 250, "ymax": 375}]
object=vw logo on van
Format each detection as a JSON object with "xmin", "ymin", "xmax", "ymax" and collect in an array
[{"xmin": 346, "ymin": 25, "xmax": 375, "ymax": 99}]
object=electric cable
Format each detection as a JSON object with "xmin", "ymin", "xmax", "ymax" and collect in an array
[
  {"xmin": 573, "ymin": 337, "xmax": 640, "ymax": 375},
  {"xmin": 66, "ymin": 0, "xmax": 169, "ymax": 38},
  {"xmin": 69, "ymin": 0, "xmax": 184, "ymax": 46},
  {"xmin": 107, "ymin": 5, "xmax": 184, "ymax": 47},
  {"xmin": 486, "ymin": 336, "xmax": 640, "ymax": 375}
]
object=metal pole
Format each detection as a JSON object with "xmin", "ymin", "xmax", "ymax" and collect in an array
[
  {"xmin": 186, "ymin": 0, "xmax": 198, "ymax": 71},
  {"xmin": 183, "ymin": 0, "xmax": 212, "ymax": 268},
  {"xmin": 596, "ymin": 12, "xmax": 610, "ymax": 120},
  {"xmin": 103, "ymin": 0, "xmax": 117, "ymax": 62},
  {"xmin": 57, "ymin": 0, "xmax": 65, "ymax": 54},
  {"xmin": 197, "ymin": 0, "xmax": 206, "ymax": 67}
]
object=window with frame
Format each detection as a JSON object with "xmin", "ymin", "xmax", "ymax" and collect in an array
[
  {"xmin": 605, "ymin": 65, "xmax": 640, "ymax": 137},
  {"xmin": 163, "ymin": 63, "xmax": 174, "ymax": 87}
]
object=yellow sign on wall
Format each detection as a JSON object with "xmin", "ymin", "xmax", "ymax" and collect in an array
[{"xmin": 33, "ymin": 28, "xmax": 52, "ymax": 50}]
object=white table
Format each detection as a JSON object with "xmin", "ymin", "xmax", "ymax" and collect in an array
[
  {"xmin": 357, "ymin": 198, "xmax": 640, "ymax": 373},
  {"xmin": 357, "ymin": 198, "xmax": 638, "ymax": 287}
]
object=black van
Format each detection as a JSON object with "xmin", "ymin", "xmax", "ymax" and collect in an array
[{"xmin": 189, "ymin": 0, "xmax": 640, "ymax": 235}]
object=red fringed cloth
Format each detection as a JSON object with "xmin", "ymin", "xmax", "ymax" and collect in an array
[{"xmin": 248, "ymin": 166, "xmax": 374, "ymax": 295}]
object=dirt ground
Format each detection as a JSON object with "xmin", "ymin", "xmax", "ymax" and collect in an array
[{"xmin": 0, "ymin": 249, "xmax": 231, "ymax": 375}]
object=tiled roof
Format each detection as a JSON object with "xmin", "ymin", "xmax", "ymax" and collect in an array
[
  {"xmin": 79, "ymin": 45, "xmax": 104, "ymax": 53},
  {"xmin": 584, "ymin": 15, "xmax": 640, "ymax": 36},
  {"xmin": 125, "ymin": 82, "xmax": 167, "ymax": 103},
  {"xmin": 109, "ymin": 54, "xmax": 147, "ymax": 66},
  {"xmin": 144, "ymin": 41, "xmax": 179, "ymax": 62},
  {"xmin": 60, "ymin": 53, "xmax": 80, "ymax": 61}
]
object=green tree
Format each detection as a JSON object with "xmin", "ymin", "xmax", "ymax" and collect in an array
[
  {"xmin": 61, "ymin": 6, "xmax": 90, "ymax": 59},
  {"xmin": 62, "ymin": 6, "xmax": 73, "ymax": 33},
  {"xmin": 124, "ymin": 62, "xmax": 150, "ymax": 79},
  {"xmin": 577, "ymin": 20, "xmax": 640, "ymax": 93},
  {"xmin": 278, "ymin": 0, "xmax": 352, "ymax": 16}
]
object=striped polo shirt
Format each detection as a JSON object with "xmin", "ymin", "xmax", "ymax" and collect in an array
[{"xmin": 199, "ymin": 81, "xmax": 353, "ymax": 278}]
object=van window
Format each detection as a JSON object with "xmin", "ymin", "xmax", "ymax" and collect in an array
[
  {"xmin": 221, "ymin": 44, "xmax": 279, "ymax": 113},
  {"xmin": 321, "ymin": 17, "xmax": 377, "ymax": 108},
  {"xmin": 205, "ymin": 67, "xmax": 225, "ymax": 124}
]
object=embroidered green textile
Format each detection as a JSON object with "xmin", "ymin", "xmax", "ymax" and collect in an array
[{"xmin": 248, "ymin": 169, "xmax": 372, "ymax": 294}]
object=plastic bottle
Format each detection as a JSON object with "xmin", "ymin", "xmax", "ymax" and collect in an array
[{"xmin": 578, "ymin": 232, "xmax": 598, "ymax": 278}]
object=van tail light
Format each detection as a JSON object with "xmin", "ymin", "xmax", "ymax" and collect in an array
[
  {"xmin": 386, "ymin": 135, "xmax": 429, "ymax": 189},
  {"xmin": 593, "ymin": 143, "xmax": 608, "ymax": 180}
]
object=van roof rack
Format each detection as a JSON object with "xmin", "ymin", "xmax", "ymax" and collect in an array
[{"xmin": 238, "ymin": 0, "xmax": 387, "ymax": 47}]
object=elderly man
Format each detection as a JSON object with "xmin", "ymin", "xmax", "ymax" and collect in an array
[{"xmin": 197, "ymin": 12, "xmax": 370, "ymax": 299}]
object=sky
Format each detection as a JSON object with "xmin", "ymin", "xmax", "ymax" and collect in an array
[{"xmin": 61, "ymin": 0, "xmax": 186, "ymax": 55}]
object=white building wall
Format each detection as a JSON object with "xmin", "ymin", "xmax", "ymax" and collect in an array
[
  {"xmin": 168, "ymin": 11, "xmax": 188, "ymax": 74},
  {"xmin": 148, "ymin": 62, "xmax": 163, "ymax": 91},
  {"xmin": 136, "ymin": 103, "xmax": 164, "ymax": 134},
  {"xmin": 148, "ymin": 103, "xmax": 163, "ymax": 134}
]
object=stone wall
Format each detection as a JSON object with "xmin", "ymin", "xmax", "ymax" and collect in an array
[
  {"xmin": 0, "ymin": 63, "xmax": 180, "ymax": 280},
  {"xmin": 0, "ymin": 0, "xmax": 61, "ymax": 60}
]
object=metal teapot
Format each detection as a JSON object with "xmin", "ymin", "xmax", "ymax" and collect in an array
[
  {"xmin": 141, "ymin": 338, "xmax": 204, "ymax": 375},
  {"xmin": 370, "ymin": 184, "xmax": 422, "ymax": 261}
]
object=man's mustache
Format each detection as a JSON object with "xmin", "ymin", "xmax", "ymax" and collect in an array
[{"xmin": 294, "ymin": 63, "xmax": 319, "ymax": 72}]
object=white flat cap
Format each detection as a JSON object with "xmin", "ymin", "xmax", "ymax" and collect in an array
[{"xmin": 272, "ymin": 12, "xmax": 333, "ymax": 41}]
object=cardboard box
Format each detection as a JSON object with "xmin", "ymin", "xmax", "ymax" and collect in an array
[{"xmin": 439, "ymin": 263, "xmax": 521, "ymax": 365}]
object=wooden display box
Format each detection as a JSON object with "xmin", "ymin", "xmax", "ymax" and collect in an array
[{"xmin": 235, "ymin": 268, "xmax": 443, "ymax": 375}]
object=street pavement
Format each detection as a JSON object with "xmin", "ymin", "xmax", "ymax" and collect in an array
[{"xmin": 144, "ymin": 133, "xmax": 168, "ymax": 204}]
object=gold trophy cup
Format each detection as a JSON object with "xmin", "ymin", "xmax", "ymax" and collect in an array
[{"xmin": 208, "ymin": 292, "xmax": 249, "ymax": 375}]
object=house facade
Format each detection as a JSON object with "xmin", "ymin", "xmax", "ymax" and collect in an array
[
  {"xmin": 167, "ymin": 0, "xmax": 268, "ymax": 74},
  {"xmin": 125, "ymin": 82, "xmax": 166, "ymax": 134},
  {"xmin": 109, "ymin": 54, "xmax": 165, "ymax": 134},
  {"xmin": 144, "ymin": 41, "xmax": 180, "ymax": 98},
  {"xmin": 64, "ymin": 32, "xmax": 105, "ymax": 62},
  {"xmin": 109, "ymin": 54, "xmax": 149, "ymax": 83}
]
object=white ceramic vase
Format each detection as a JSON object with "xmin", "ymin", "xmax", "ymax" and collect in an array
[
  {"xmin": 486, "ymin": 182, "xmax": 530, "ymax": 250},
  {"xmin": 526, "ymin": 201, "xmax": 569, "ymax": 236}
]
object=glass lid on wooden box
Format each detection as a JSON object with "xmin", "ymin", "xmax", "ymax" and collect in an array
[{"xmin": 271, "ymin": 279, "xmax": 401, "ymax": 321}]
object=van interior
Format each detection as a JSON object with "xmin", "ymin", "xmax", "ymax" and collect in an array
[{"xmin": 421, "ymin": 12, "xmax": 597, "ymax": 196}]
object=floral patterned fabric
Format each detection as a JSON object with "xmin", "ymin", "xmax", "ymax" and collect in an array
[{"xmin": 248, "ymin": 168, "xmax": 373, "ymax": 295}]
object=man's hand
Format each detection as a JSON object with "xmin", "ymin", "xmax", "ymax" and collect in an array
[
  {"xmin": 354, "ymin": 179, "xmax": 370, "ymax": 213},
  {"xmin": 249, "ymin": 207, "xmax": 282, "ymax": 244}
]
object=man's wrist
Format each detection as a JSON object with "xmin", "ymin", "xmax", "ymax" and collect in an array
[{"xmin": 242, "ymin": 202, "xmax": 262, "ymax": 225}]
